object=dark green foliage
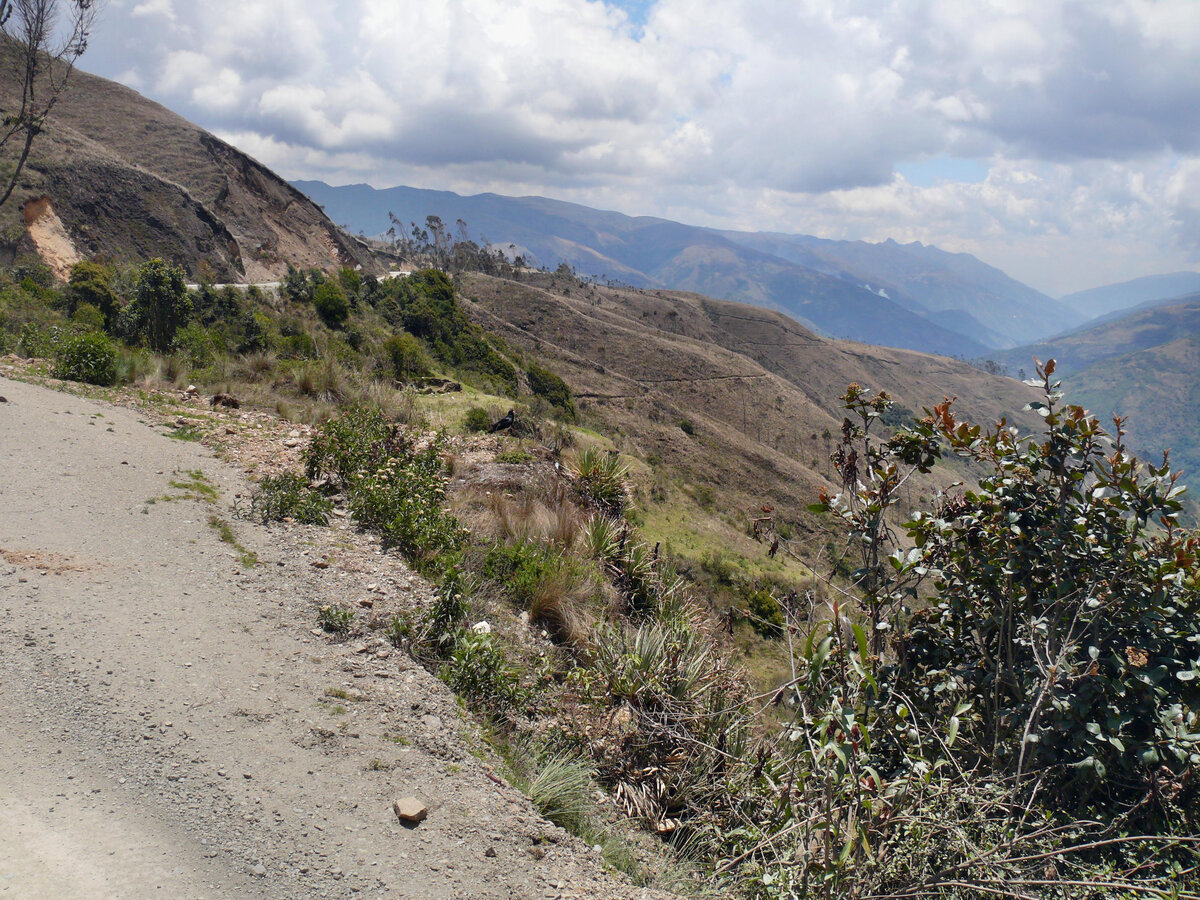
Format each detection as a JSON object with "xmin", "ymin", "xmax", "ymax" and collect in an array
[
  {"xmin": 382, "ymin": 332, "xmax": 433, "ymax": 381},
  {"xmin": 173, "ymin": 322, "xmax": 220, "ymax": 367},
  {"xmin": 127, "ymin": 259, "xmax": 191, "ymax": 351},
  {"xmin": 740, "ymin": 581, "xmax": 784, "ymax": 638},
  {"xmin": 439, "ymin": 629, "xmax": 525, "ymax": 712},
  {"xmin": 336, "ymin": 266, "xmax": 361, "ymax": 296},
  {"xmin": 12, "ymin": 262, "xmax": 54, "ymax": 290},
  {"xmin": 483, "ymin": 540, "xmax": 554, "ymax": 604},
  {"xmin": 70, "ymin": 303, "xmax": 105, "ymax": 332},
  {"xmin": 282, "ymin": 265, "xmax": 319, "ymax": 303},
  {"xmin": 313, "ymin": 279, "xmax": 350, "ymax": 328},
  {"xmin": 526, "ymin": 362, "xmax": 575, "ymax": 418},
  {"xmin": 65, "ymin": 261, "xmax": 118, "ymax": 324},
  {"xmin": 17, "ymin": 321, "xmax": 62, "ymax": 357},
  {"xmin": 895, "ymin": 382, "xmax": 1200, "ymax": 817},
  {"xmin": 463, "ymin": 406, "xmax": 492, "ymax": 433},
  {"xmin": 240, "ymin": 311, "xmax": 268, "ymax": 354},
  {"xmin": 303, "ymin": 405, "xmax": 395, "ymax": 487},
  {"xmin": 678, "ymin": 417, "xmax": 695, "ymax": 435},
  {"xmin": 812, "ymin": 366, "xmax": 1200, "ymax": 828},
  {"xmin": 249, "ymin": 472, "xmax": 332, "ymax": 525},
  {"xmin": 53, "ymin": 331, "xmax": 117, "ymax": 386},
  {"xmin": 378, "ymin": 269, "xmax": 516, "ymax": 393},
  {"xmin": 192, "ymin": 284, "xmax": 242, "ymax": 326},
  {"xmin": 277, "ymin": 332, "xmax": 317, "ymax": 360}
]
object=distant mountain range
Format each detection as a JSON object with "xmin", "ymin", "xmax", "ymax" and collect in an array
[
  {"xmin": 293, "ymin": 180, "xmax": 1082, "ymax": 357},
  {"xmin": 1060, "ymin": 272, "xmax": 1200, "ymax": 321}
]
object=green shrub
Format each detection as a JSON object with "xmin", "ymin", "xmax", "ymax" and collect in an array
[
  {"xmin": 305, "ymin": 407, "xmax": 464, "ymax": 575},
  {"xmin": 740, "ymin": 581, "xmax": 784, "ymax": 638},
  {"xmin": 303, "ymin": 405, "xmax": 396, "ymax": 488},
  {"xmin": 526, "ymin": 362, "xmax": 575, "ymax": 418},
  {"xmin": 53, "ymin": 331, "xmax": 117, "ymax": 386},
  {"xmin": 337, "ymin": 266, "xmax": 362, "ymax": 296},
  {"xmin": 130, "ymin": 259, "xmax": 191, "ymax": 351},
  {"xmin": 17, "ymin": 321, "xmax": 61, "ymax": 358},
  {"xmin": 678, "ymin": 418, "xmax": 695, "ymax": 435},
  {"xmin": 488, "ymin": 540, "xmax": 593, "ymax": 643},
  {"xmin": 382, "ymin": 332, "xmax": 432, "ymax": 381},
  {"xmin": 463, "ymin": 406, "xmax": 492, "ymax": 433},
  {"xmin": 483, "ymin": 541, "xmax": 553, "ymax": 602},
  {"xmin": 278, "ymin": 332, "xmax": 318, "ymax": 360},
  {"xmin": 70, "ymin": 302, "xmax": 106, "ymax": 332},
  {"xmin": 66, "ymin": 261, "xmax": 118, "ymax": 324},
  {"xmin": 313, "ymin": 280, "xmax": 349, "ymax": 328},
  {"xmin": 173, "ymin": 322, "xmax": 220, "ymax": 367},
  {"xmin": 318, "ymin": 604, "xmax": 354, "ymax": 634},
  {"xmin": 439, "ymin": 629, "xmax": 525, "ymax": 712},
  {"xmin": 249, "ymin": 472, "xmax": 332, "ymax": 525},
  {"xmin": 378, "ymin": 269, "xmax": 517, "ymax": 393}
]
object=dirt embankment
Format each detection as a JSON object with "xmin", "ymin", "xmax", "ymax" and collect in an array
[{"xmin": 0, "ymin": 373, "xmax": 672, "ymax": 900}]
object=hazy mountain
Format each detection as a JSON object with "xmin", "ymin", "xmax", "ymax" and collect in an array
[
  {"xmin": 0, "ymin": 49, "xmax": 374, "ymax": 282},
  {"xmin": 719, "ymin": 232, "xmax": 1075, "ymax": 346},
  {"xmin": 1060, "ymin": 272, "xmax": 1200, "ymax": 321},
  {"xmin": 998, "ymin": 293, "xmax": 1200, "ymax": 477},
  {"xmin": 294, "ymin": 180, "xmax": 1069, "ymax": 356}
]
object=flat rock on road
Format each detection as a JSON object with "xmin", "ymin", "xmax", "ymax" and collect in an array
[{"xmin": 0, "ymin": 376, "xmax": 670, "ymax": 900}]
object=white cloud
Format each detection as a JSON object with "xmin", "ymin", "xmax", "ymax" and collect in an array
[{"xmin": 80, "ymin": 0, "xmax": 1200, "ymax": 293}]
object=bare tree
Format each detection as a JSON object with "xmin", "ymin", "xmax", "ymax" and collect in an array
[{"xmin": 0, "ymin": 0, "xmax": 99, "ymax": 208}]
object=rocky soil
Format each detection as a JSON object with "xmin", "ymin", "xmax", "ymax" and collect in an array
[{"xmin": 0, "ymin": 372, "xmax": 674, "ymax": 900}]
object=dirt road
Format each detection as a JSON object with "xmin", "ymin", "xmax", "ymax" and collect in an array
[{"xmin": 0, "ymin": 376, "xmax": 667, "ymax": 900}]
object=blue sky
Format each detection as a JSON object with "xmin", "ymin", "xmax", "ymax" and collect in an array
[
  {"xmin": 605, "ymin": 0, "xmax": 655, "ymax": 28},
  {"xmin": 85, "ymin": 0, "xmax": 1200, "ymax": 295}
]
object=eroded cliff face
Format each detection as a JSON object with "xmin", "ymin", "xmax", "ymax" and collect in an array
[{"xmin": 0, "ymin": 47, "xmax": 376, "ymax": 280}]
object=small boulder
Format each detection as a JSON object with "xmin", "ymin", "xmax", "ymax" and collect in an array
[{"xmin": 393, "ymin": 797, "xmax": 428, "ymax": 824}]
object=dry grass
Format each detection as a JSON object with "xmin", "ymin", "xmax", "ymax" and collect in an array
[
  {"xmin": 486, "ymin": 486, "xmax": 583, "ymax": 551},
  {"xmin": 527, "ymin": 556, "xmax": 594, "ymax": 646}
]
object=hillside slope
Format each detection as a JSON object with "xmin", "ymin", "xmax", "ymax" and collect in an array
[
  {"xmin": 455, "ymin": 271, "xmax": 1039, "ymax": 533},
  {"xmin": 998, "ymin": 294, "xmax": 1200, "ymax": 477},
  {"xmin": 293, "ymin": 180, "xmax": 1068, "ymax": 357},
  {"xmin": 997, "ymin": 293, "xmax": 1200, "ymax": 377},
  {"xmin": 0, "ymin": 52, "xmax": 374, "ymax": 281}
]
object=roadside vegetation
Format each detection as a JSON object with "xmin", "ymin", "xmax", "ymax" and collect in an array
[{"xmin": 6, "ymin": 253, "xmax": 1198, "ymax": 897}]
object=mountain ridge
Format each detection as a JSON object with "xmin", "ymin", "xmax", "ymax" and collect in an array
[
  {"xmin": 1059, "ymin": 272, "xmax": 1200, "ymax": 321},
  {"xmin": 293, "ymin": 179, "xmax": 1074, "ymax": 356},
  {"xmin": 0, "ymin": 49, "xmax": 375, "ymax": 282}
]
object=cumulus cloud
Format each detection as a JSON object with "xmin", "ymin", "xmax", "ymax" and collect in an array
[{"xmin": 81, "ymin": 0, "xmax": 1200, "ymax": 293}]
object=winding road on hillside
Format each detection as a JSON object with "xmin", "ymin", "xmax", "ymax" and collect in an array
[{"xmin": 0, "ymin": 376, "xmax": 669, "ymax": 900}]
